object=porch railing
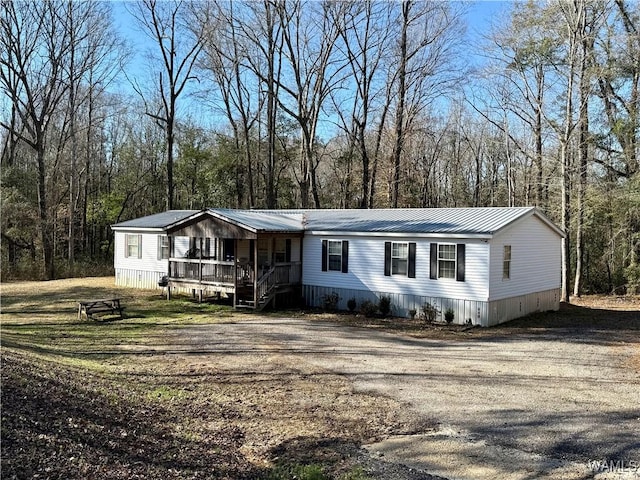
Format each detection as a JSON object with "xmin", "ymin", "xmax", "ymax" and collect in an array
[
  {"xmin": 169, "ymin": 258, "xmax": 237, "ymax": 285},
  {"xmin": 255, "ymin": 262, "xmax": 302, "ymax": 301},
  {"xmin": 169, "ymin": 258, "xmax": 301, "ymax": 294}
]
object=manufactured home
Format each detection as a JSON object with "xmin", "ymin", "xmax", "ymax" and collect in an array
[{"xmin": 112, "ymin": 207, "xmax": 564, "ymax": 326}]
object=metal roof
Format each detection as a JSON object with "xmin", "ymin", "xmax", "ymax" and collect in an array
[
  {"xmin": 208, "ymin": 209, "xmax": 305, "ymax": 233},
  {"xmin": 112, "ymin": 207, "xmax": 563, "ymax": 238},
  {"xmin": 112, "ymin": 210, "xmax": 199, "ymax": 230},
  {"xmin": 301, "ymin": 207, "xmax": 541, "ymax": 235}
]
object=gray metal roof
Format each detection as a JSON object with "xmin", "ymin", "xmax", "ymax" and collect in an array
[
  {"xmin": 301, "ymin": 207, "xmax": 540, "ymax": 235},
  {"xmin": 208, "ymin": 209, "xmax": 305, "ymax": 233},
  {"xmin": 113, "ymin": 206, "xmax": 563, "ymax": 237},
  {"xmin": 112, "ymin": 210, "xmax": 199, "ymax": 230}
]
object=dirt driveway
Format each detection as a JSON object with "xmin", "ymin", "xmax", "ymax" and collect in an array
[{"xmin": 176, "ymin": 316, "xmax": 640, "ymax": 480}]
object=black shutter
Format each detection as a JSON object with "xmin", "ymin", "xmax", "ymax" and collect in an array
[
  {"xmin": 408, "ymin": 242, "xmax": 416, "ymax": 278},
  {"xmin": 341, "ymin": 241, "xmax": 349, "ymax": 273},
  {"xmin": 321, "ymin": 240, "xmax": 328, "ymax": 271},
  {"xmin": 430, "ymin": 243, "xmax": 438, "ymax": 279},
  {"xmin": 456, "ymin": 243, "xmax": 466, "ymax": 282},
  {"xmin": 285, "ymin": 239, "xmax": 292, "ymax": 262},
  {"xmin": 384, "ymin": 242, "xmax": 391, "ymax": 276}
]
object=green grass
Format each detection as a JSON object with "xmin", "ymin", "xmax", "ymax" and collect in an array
[{"xmin": 0, "ymin": 277, "xmax": 235, "ymax": 370}]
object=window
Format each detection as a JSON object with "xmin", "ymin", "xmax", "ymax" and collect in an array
[
  {"xmin": 274, "ymin": 238, "xmax": 291, "ymax": 263},
  {"xmin": 322, "ymin": 240, "xmax": 348, "ymax": 273},
  {"xmin": 385, "ymin": 242, "xmax": 416, "ymax": 277},
  {"xmin": 437, "ymin": 244, "xmax": 456, "ymax": 279},
  {"xmin": 392, "ymin": 242, "xmax": 408, "ymax": 275},
  {"xmin": 503, "ymin": 245, "xmax": 511, "ymax": 279},
  {"xmin": 258, "ymin": 239, "xmax": 269, "ymax": 266},
  {"xmin": 429, "ymin": 243, "xmax": 465, "ymax": 281},
  {"xmin": 125, "ymin": 234, "xmax": 141, "ymax": 258},
  {"xmin": 328, "ymin": 240, "xmax": 343, "ymax": 271},
  {"xmin": 158, "ymin": 235, "xmax": 170, "ymax": 260}
]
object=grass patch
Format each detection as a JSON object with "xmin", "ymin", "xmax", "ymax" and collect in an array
[
  {"xmin": 1, "ymin": 277, "xmax": 235, "ymax": 370},
  {"xmin": 1, "ymin": 277, "xmax": 421, "ymax": 480}
]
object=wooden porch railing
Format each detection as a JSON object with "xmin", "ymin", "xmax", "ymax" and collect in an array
[
  {"xmin": 169, "ymin": 259, "xmax": 302, "ymax": 287},
  {"xmin": 169, "ymin": 258, "xmax": 243, "ymax": 285},
  {"xmin": 255, "ymin": 262, "xmax": 302, "ymax": 302}
]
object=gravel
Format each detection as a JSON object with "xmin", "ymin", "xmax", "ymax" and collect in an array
[{"xmin": 177, "ymin": 316, "xmax": 640, "ymax": 480}]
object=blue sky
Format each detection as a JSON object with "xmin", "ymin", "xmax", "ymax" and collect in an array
[{"xmin": 110, "ymin": 1, "xmax": 515, "ymax": 132}]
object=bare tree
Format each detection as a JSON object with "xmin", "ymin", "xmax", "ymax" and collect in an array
[
  {"xmin": 195, "ymin": 0, "xmax": 261, "ymax": 208},
  {"xmin": 1, "ymin": 0, "xmax": 74, "ymax": 279},
  {"xmin": 388, "ymin": 0, "xmax": 465, "ymax": 207},
  {"xmin": 332, "ymin": 0, "xmax": 392, "ymax": 208},
  {"xmin": 274, "ymin": 0, "xmax": 346, "ymax": 208},
  {"xmin": 128, "ymin": 0, "xmax": 205, "ymax": 210}
]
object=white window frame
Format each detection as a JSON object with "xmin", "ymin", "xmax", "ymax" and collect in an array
[
  {"xmin": 125, "ymin": 234, "xmax": 141, "ymax": 259},
  {"xmin": 327, "ymin": 240, "xmax": 343, "ymax": 272},
  {"xmin": 158, "ymin": 235, "xmax": 170, "ymax": 260},
  {"xmin": 391, "ymin": 242, "xmax": 409, "ymax": 275},
  {"xmin": 438, "ymin": 243, "xmax": 456, "ymax": 279},
  {"xmin": 503, "ymin": 245, "xmax": 511, "ymax": 280}
]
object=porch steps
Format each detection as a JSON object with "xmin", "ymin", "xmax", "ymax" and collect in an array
[{"xmin": 236, "ymin": 286, "xmax": 294, "ymax": 311}]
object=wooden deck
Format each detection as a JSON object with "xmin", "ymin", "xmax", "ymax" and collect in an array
[{"xmin": 167, "ymin": 258, "xmax": 301, "ymax": 309}]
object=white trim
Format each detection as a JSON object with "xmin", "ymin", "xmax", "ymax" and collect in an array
[
  {"xmin": 307, "ymin": 231, "xmax": 492, "ymax": 239},
  {"xmin": 112, "ymin": 226, "xmax": 165, "ymax": 233},
  {"xmin": 437, "ymin": 243, "xmax": 457, "ymax": 279}
]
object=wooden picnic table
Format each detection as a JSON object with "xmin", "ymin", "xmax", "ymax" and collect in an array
[{"xmin": 77, "ymin": 298, "xmax": 123, "ymax": 321}]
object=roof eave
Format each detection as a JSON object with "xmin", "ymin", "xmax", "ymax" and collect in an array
[
  {"xmin": 111, "ymin": 226, "xmax": 164, "ymax": 232},
  {"xmin": 306, "ymin": 230, "xmax": 493, "ymax": 239}
]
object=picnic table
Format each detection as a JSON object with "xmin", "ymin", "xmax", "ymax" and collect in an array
[{"xmin": 77, "ymin": 298, "xmax": 123, "ymax": 321}]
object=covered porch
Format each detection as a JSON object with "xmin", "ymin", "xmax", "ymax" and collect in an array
[{"xmin": 164, "ymin": 210, "xmax": 303, "ymax": 310}]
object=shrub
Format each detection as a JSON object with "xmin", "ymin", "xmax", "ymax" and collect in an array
[
  {"xmin": 347, "ymin": 297, "xmax": 357, "ymax": 312},
  {"xmin": 378, "ymin": 295, "xmax": 391, "ymax": 317},
  {"xmin": 408, "ymin": 308, "xmax": 417, "ymax": 320},
  {"xmin": 421, "ymin": 302, "xmax": 439, "ymax": 323},
  {"xmin": 321, "ymin": 292, "xmax": 340, "ymax": 312},
  {"xmin": 444, "ymin": 308, "xmax": 454, "ymax": 324},
  {"xmin": 359, "ymin": 300, "xmax": 378, "ymax": 318}
]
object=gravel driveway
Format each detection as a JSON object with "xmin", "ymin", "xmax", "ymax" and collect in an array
[{"xmin": 179, "ymin": 317, "xmax": 640, "ymax": 480}]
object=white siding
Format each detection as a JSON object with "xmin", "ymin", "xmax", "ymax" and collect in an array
[
  {"xmin": 488, "ymin": 215, "xmax": 562, "ymax": 301},
  {"xmin": 302, "ymin": 235, "xmax": 490, "ymax": 302},
  {"xmin": 113, "ymin": 231, "xmax": 189, "ymax": 288}
]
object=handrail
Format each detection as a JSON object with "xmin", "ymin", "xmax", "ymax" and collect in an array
[{"xmin": 169, "ymin": 257, "xmax": 233, "ymax": 265}]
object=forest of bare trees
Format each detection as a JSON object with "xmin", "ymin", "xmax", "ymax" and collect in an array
[{"xmin": 1, "ymin": 0, "xmax": 639, "ymax": 298}]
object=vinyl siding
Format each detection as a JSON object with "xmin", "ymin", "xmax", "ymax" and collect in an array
[
  {"xmin": 488, "ymin": 215, "xmax": 562, "ymax": 301},
  {"xmin": 303, "ymin": 235, "xmax": 489, "ymax": 302},
  {"xmin": 114, "ymin": 232, "xmax": 189, "ymax": 287}
]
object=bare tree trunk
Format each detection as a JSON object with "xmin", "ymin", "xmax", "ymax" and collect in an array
[
  {"xmin": 390, "ymin": 1, "xmax": 409, "ymax": 208},
  {"xmin": 573, "ymin": 16, "xmax": 592, "ymax": 297},
  {"xmin": 129, "ymin": 0, "xmax": 204, "ymax": 211}
]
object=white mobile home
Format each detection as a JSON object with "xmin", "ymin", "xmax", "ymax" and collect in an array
[
  {"xmin": 112, "ymin": 207, "xmax": 564, "ymax": 326},
  {"xmin": 112, "ymin": 210, "xmax": 197, "ymax": 289}
]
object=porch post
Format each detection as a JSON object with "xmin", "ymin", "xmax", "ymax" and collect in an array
[
  {"xmin": 198, "ymin": 237, "xmax": 203, "ymax": 283},
  {"xmin": 198, "ymin": 237, "xmax": 203, "ymax": 303},
  {"xmin": 167, "ymin": 236, "xmax": 173, "ymax": 301},
  {"xmin": 233, "ymin": 239, "xmax": 238, "ymax": 308},
  {"xmin": 253, "ymin": 236, "xmax": 259, "ymax": 307}
]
